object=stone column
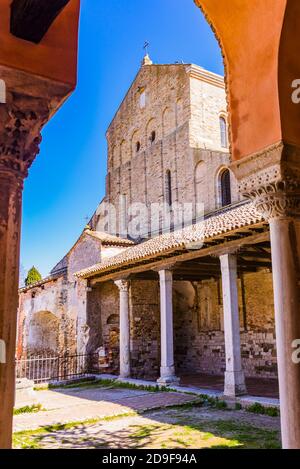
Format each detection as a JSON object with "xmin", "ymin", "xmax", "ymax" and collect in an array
[
  {"xmin": 0, "ymin": 172, "xmax": 23, "ymax": 449},
  {"xmin": 115, "ymin": 279, "xmax": 131, "ymax": 379},
  {"xmin": 75, "ymin": 279, "xmax": 89, "ymax": 356},
  {"xmin": 157, "ymin": 269, "xmax": 179, "ymax": 385},
  {"xmin": 231, "ymin": 142, "xmax": 300, "ymax": 448},
  {"xmin": 220, "ymin": 253, "xmax": 247, "ymax": 397},
  {"xmin": 0, "ymin": 99, "xmax": 49, "ymax": 448},
  {"xmin": 269, "ymin": 216, "xmax": 300, "ymax": 449}
]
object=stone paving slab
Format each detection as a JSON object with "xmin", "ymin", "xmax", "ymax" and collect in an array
[
  {"xmin": 13, "ymin": 387, "xmax": 199, "ymax": 432},
  {"xmin": 14, "ymin": 406, "xmax": 281, "ymax": 449}
]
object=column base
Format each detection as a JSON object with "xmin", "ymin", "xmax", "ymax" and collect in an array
[
  {"xmin": 157, "ymin": 376, "xmax": 180, "ymax": 386},
  {"xmin": 118, "ymin": 373, "xmax": 131, "ymax": 381},
  {"xmin": 157, "ymin": 366, "xmax": 180, "ymax": 386},
  {"xmin": 224, "ymin": 371, "xmax": 247, "ymax": 397}
]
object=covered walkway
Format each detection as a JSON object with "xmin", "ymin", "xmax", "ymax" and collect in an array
[{"xmin": 179, "ymin": 373, "xmax": 279, "ymax": 399}]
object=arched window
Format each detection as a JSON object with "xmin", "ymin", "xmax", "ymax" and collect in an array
[
  {"xmin": 136, "ymin": 141, "xmax": 141, "ymax": 153},
  {"xmin": 150, "ymin": 130, "xmax": 156, "ymax": 143},
  {"xmin": 0, "ymin": 79, "xmax": 6, "ymax": 104},
  {"xmin": 220, "ymin": 169, "xmax": 232, "ymax": 207},
  {"xmin": 219, "ymin": 116, "xmax": 228, "ymax": 148},
  {"xmin": 139, "ymin": 89, "xmax": 146, "ymax": 109},
  {"xmin": 165, "ymin": 170, "xmax": 172, "ymax": 206}
]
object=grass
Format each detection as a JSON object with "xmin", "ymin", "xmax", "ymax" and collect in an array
[
  {"xmin": 37, "ymin": 377, "xmax": 176, "ymax": 394},
  {"xmin": 13, "ymin": 414, "xmax": 135, "ymax": 449},
  {"xmin": 128, "ymin": 418, "xmax": 280, "ymax": 450},
  {"xmin": 13, "ymin": 404, "xmax": 43, "ymax": 415},
  {"xmin": 13, "ymin": 399, "xmax": 281, "ymax": 450},
  {"xmin": 19, "ymin": 381, "xmax": 280, "ymax": 449},
  {"xmin": 246, "ymin": 402, "xmax": 279, "ymax": 417}
]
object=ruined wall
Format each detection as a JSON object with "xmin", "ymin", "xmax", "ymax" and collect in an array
[
  {"xmin": 85, "ymin": 279, "xmax": 160, "ymax": 379},
  {"xmin": 130, "ymin": 280, "xmax": 160, "ymax": 379},
  {"xmin": 86, "ymin": 282, "xmax": 120, "ymax": 374},
  {"xmin": 84, "ymin": 272, "xmax": 276, "ymax": 381},
  {"xmin": 18, "ymin": 233, "xmax": 103, "ymax": 358},
  {"xmin": 17, "ymin": 277, "xmax": 76, "ymax": 358},
  {"xmin": 173, "ymin": 273, "xmax": 277, "ymax": 379}
]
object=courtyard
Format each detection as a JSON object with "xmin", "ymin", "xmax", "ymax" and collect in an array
[{"xmin": 13, "ymin": 380, "xmax": 281, "ymax": 450}]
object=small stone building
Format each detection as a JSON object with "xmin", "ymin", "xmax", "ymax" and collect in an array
[{"xmin": 18, "ymin": 56, "xmax": 276, "ymax": 396}]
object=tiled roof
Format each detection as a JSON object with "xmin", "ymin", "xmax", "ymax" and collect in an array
[
  {"xmin": 85, "ymin": 230, "xmax": 135, "ymax": 246},
  {"xmin": 19, "ymin": 275, "xmax": 60, "ymax": 293},
  {"xmin": 75, "ymin": 202, "xmax": 266, "ymax": 279}
]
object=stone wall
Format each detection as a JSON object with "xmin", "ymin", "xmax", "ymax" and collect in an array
[
  {"xmin": 130, "ymin": 280, "xmax": 160, "ymax": 379},
  {"xmin": 84, "ymin": 272, "xmax": 276, "ymax": 381},
  {"xmin": 17, "ymin": 277, "xmax": 76, "ymax": 358},
  {"xmin": 85, "ymin": 279, "xmax": 161, "ymax": 379},
  {"xmin": 173, "ymin": 273, "xmax": 277, "ymax": 379},
  {"xmin": 98, "ymin": 63, "xmax": 235, "ymax": 238},
  {"xmin": 86, "ymin": 282, "xmax": 120, "ymax": 374},
  {"xmin": 18, "ymin": 232, "xmax": 102, "ymax": 358}
]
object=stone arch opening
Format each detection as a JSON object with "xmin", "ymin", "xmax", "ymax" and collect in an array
[
  {"xmin": 146, "ymin": 118, "xmax": 157, "ymax": 145},
  {"xmin": 195, "ymin": 160, "xmax": 208, "ymax": 213},
  {"xmin": 131, "ymin": 130, "xmax": 141, "ymax": 157},
  {"xmin": 176, "ymin": 98, "xmax": 184, "ymax": 127},
  {"xmin": 219, "ymin": 114, "xmax": 228, "ymax": 148},
  {"xmin": 0, "ymin": 79, "xmax": 6, "ymax": 104},
  {"xmin": 216, "ymin": 166, "xmax": 233, "ymax": 208},
  {"xmin": 162, "ymin": 107, "xmax": 176, "ymax": 136},
  {"xmin": 27, "ymin": 311, "xmax": 59, "ymax": 356},
  {"xmin": 107, "ymin": 314, "xmax": 119, "ymax": 325}
]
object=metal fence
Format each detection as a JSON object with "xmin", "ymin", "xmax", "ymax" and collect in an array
[{"xmin": 16, "ymin": 353, "xmax": 100, "ymax": 384}]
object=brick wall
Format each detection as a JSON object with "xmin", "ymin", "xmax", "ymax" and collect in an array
[
  {"xmin": 94, "ymin": 63, "xmax": 236, "ymax": 238},
  {"xmin": 173, "ymin": 273, "xmax": 277, "ymax": 379},
  {"xmin": 130, "ymin": 280, "xmax": 160, "ymax": 379}
]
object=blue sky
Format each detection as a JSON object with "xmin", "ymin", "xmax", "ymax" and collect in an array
[{"xmin": 21, "ymin": 0, "xmax": 223, "ymax": 278}]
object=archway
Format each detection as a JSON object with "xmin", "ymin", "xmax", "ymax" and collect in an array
[{"xmin": 27, "ymin": 311, "xmax": 59, "ymax": 356}]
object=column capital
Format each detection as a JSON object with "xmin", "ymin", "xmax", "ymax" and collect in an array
[
  {"xmin": 230, "ymin": 141, "xmax": 300, "ymax": 220},
  {"xmin": 217, "ymin": 248, "xmax": 239, "ymax": 258},
  {"xmin": 114, "ymin": 278, "xmax": 130, "ymax": 292},
  {"xmin": 219, "ymin": 252, "xmax": 238, "ymax": 270},
  {"xmin": 0, "ymin": 95, "xmax": 50, "ymax": 181},
  {"xmin": 153, "ymin": 261, "xmax": 178, "ymax": 274}
]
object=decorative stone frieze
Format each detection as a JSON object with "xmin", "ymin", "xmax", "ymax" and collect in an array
[
  {"xmin": 114, "ymin": 278, "xmax": 130, "ymax": 292},
  {"xmin": 0, "ymin": 95, "xmax": 50, "ymax": 180},
  {"xmin": 231, "ymin": 141, "xmax": 300, "ymax": 220}
]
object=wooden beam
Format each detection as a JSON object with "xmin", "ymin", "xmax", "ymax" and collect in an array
[{"xmin": 89, "ymin": 230, "xmax": 270, "ymax": 284}]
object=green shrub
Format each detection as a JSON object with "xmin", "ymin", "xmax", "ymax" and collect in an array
[
  {"xmin": 14, "ymin": 403, "xmax": 43, "ymax": 415},
  {"xmin": 25, "ymin": 266, "xmax": 42, "ymax": 286},
  {"xmin": 246, "ymin": 402, "xmax": 279, "ymax": 417}
]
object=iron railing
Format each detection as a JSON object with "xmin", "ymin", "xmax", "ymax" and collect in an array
[{"xmin": 15, "ymin": 353, "xmax": 100, "ymax": 384}]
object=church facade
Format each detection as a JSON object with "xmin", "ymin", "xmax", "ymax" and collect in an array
[{"xmin": 18, "ymin": 57, "xmax": 276, "ymax": 396}]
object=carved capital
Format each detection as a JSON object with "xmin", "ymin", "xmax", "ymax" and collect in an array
[
  {"xmin": 230, "ymin": 142, "xmax": 300, "ymax": 220},
  {"xmin": 114, "ymin": 279, "xmax": 130, "ymax": 292},
  {"xmin": 0, "ymin": 93, "xmax": 50, "ymax": 180}
]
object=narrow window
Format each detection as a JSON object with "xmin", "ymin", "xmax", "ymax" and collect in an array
[
  {"xmin": 219, "ymin": 116, "xmax": 228, "ymax": 148},
  {"xmin": 139, "ymin": 90, "xmax": 146, "ymax": 109},
  {"xmin": 165, "ymin": 170, "xmax": 172, "ymax": 206},
  {"xmin": 220, "ymin": 169, "xmax": 231, "ymax": 207},
  {"xmin": 136, "ymin": 141, "xmax": 141, "ymax": 153},
  {"xmin": 0, "ymin": 79, "xmax": 6, "ymax": 104},
  {"xmin": 150, "ymin": 130, "xmax": 156, "ymax": 143}
]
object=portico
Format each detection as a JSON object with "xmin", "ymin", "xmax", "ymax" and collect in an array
[{"xmin": 78, "ymin": 201, "xmax": 277, "ymax": 399}]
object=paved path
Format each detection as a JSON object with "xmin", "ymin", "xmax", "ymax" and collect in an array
[
  {"xmin": 14, "ymin": 406, "xmax": 281, "ymax": 449},
  {"xmin": 13, "ymin": 386, "xmax": 198, "ymax": 432}
]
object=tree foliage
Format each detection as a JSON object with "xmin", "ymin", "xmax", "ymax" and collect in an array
[{"xmin": 25, "ymin": 266, "xmax": 42, "ymax": 286}]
